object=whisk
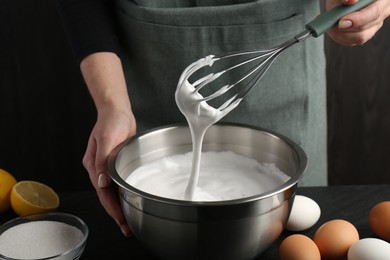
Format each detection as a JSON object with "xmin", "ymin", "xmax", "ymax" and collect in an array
[{"xmin": 177, "ymin": 0, "xmax": 374, "ymax": 115}]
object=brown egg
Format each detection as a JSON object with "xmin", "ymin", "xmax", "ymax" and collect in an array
[
  {"xmin": 369, "ymin": 201, "xmax": 390, "ymax": 241},
  {"xmin": 279, "ymin": 234, "xmax": 321, "ymax": 260},
  {"xmin": 314, "ymin": 219, "xmax": 359, "ymax": 260}
]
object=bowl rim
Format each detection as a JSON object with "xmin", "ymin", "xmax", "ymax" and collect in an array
[
  {"xmin": 0, "ymin": 212, "xmax": 89, "ymax": 260},
  {"xmin": 107, "ymin": 122, "xmax": 307, "ymax": 206}
]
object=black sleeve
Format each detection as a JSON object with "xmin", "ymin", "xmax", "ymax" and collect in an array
[{"xmin": 56, "ymin": 0, "xmax": 121, "ymax": 63}]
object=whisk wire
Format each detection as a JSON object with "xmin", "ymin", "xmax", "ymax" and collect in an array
[{"xmin": 192, "ymin": 30, "xmax": 313, "ymax": 112}]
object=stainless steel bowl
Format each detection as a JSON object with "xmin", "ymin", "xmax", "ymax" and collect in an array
[{"xmin": 108, "ymin": 123, "xmax": 307, "ymax": 260}]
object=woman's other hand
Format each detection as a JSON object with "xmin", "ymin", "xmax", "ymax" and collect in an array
[
  {"xmin": 81, "ymin": 52, "xmax": 136, "ymax": 237},
  {"xmin": 326, "ymin": 0, "xmax": 390, "ymax": 46}
]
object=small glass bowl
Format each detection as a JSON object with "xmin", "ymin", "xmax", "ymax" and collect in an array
[{"xmin": 0, "ymin": 212, "xmax": 88, "ymax": 260}]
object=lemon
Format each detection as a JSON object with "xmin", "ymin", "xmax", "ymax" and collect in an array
[
  {"xmin": 10, "ymin": 181, "xmax": 60, "ymax": 216},
  {"xmin": 0, "ymin": 169, "xmax": 17, "ymax": 212}
]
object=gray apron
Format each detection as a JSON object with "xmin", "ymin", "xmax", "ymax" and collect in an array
[{"xmin": 115, "ymin": 0, "xmax": 327, "ymax": 186}]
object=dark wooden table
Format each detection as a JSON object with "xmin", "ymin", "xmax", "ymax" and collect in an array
[{"xmin": 1, "ymin": 185, "xmax": 389, "ymax": 259}]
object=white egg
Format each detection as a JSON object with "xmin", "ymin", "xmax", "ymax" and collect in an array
[
  {"xmin": 285, "ymin": 195, "xmax": 321, "ymax": 231},
  {"xmin": 348, "ymin": 238, "xmax": 390, "ymax": 260}
]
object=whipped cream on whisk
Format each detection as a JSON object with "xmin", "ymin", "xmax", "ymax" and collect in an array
[{"xmin": 175, "ymin": 55, "xmax": 242, "ymax": 200}]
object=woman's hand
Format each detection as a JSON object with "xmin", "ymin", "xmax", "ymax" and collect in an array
[
  {"xmin": 83, "ymin": 105, "xmax": 136, "ymax": 237},
  {"xmin": 80, "ymin": 52, "xmax": 136, "ymax": 237},
  {"xmin": 326, "ymin": 0, "xmax": 390, "ymax": 46}
]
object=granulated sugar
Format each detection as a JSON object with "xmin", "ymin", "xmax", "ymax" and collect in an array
[{"xmin": 0, "ymin": 220, "xmax": 84, "ymax": 259}]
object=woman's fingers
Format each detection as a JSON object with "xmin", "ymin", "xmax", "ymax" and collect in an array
[
  {"xmin": 326, "ymin": 0, "xmax": 390, "ymax": 46},
  {"xmin": 96, "ymin": 181, "xmax": 132, "ymax": 236},
  {"xmin": 82, "ymin": 119, "xmax": 133, "ymax": 237}
]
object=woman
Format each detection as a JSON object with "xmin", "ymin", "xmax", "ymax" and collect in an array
[{"xmin": 57, "ymin": 0, "xmax": 390, "ymax": 236}]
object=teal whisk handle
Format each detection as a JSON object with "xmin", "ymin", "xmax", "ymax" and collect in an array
[{"xmin": 306, "ymin": 0, "xmax": 375, "ymax": 37}]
